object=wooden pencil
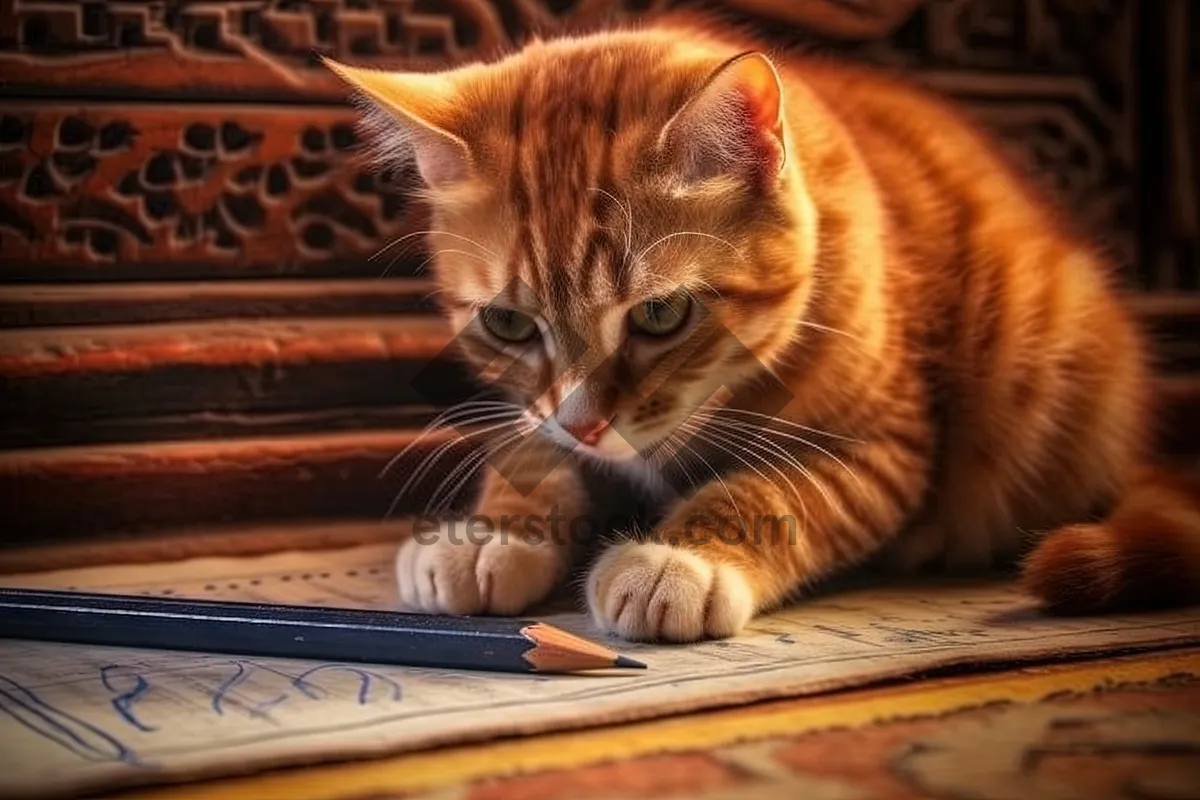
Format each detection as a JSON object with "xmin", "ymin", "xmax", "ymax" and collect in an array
[{"xmin": 0, "ymin": 588, "xmax": 646, "ymax": 674}]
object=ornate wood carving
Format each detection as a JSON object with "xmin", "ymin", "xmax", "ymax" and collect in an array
[
  {"xmin": 1, "ymin": 0, "xmax": 1179, "ymax": 289},
  {"xmin": 717, "ymin": 0, "xmax": 926, "ymax": 40},
  {"xmin": 843, "ymin": 0, "xmax": 1139, "ymax": 277},
  {"xmin": 1138, "ymin": 0, "xmax": 1198, "ymax": 290},
  {"xmin": 0, "ymin": 0, "xmax": 670, "ymax": 97},
  {"xmin": 0, "ymin": 103, "xmax": 426, "ymax": 278}
]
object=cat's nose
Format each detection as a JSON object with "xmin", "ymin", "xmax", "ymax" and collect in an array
[{"xmin": 558, "ymin": 416, "xmax": 610, "ymax": 446}]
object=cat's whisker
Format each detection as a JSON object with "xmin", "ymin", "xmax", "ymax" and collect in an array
[
  {"xmin": 673, "ymin": 419, "xmax": 744, "ymax": 521},
  {"xmin": 686, "ymin": 276, "xmax": 723, "ymax": 300},
  {"xmin": 678, "ymin": 419, "xmax": 803, "ymax": 526},
  {"xmin": 634, "ymin": 230, "xmax": 745, "ymax": 266},
  {"xmin": 388, "ymin": 421, "xmax": 509, "ymax": 514},
  {"xmin": 424, "ymin": 447, "xmax": 490, "ymax": 516},
  {"xmin": 379, "ymin": 400, "xmax": 523, "ymax": 478},
  {"xmin": 695, "ymin": 406, "xmax": 861, "ymax": 444},
  {"xmin": 702, "ymin": 418, "xmax": 832, "ymax": 518},
  {"xmin": 385, "ymin": 413, "xmax": 524, "ymax": 518},
  {"xmin": 648, "ymin": 428, "xmax": 688, "ymax": 470},
  {"xmin": 420, "ymin": 286, "xmax": 449, "ymax": 305},
  {"xmin": 680, "ymin": 419, "xmax": 777, "ymax": 488},
  {"xmin": 703, "ymin": 413, "xmax": 865, "ymax": 495},
  {"xmin": 370, "ymin": 229, "xmax": 500, "ymax": 263},
  {"xmin": 588, "ymin": 187, "xmax": 634, "ymax": 271},
  {"xmin": 425, "ymin": 429, "xmax": 526, "ymax": 515},
  {"xmin": 654, "ymin": 426, "xmax": 704, "ymax": 495},
  {"xmin": 670, "ymin": 434, "xmax": 706, "ymax": 491},
  {"xmin": 797, "ymin": 319, "xmax": 867, "ymax": 344},
  {"xmin": 368, "ymin": 232, "xmax": 419, "ymax": 263},
  {"xmin": 391, "ymin": 247, "xmax": 494, "ymax": 278},
  {"xmin": 387, "ymin": 433, "xmax": 505, "ymax": 520}
]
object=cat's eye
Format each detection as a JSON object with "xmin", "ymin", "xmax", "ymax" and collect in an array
[
  {"xmin": 480, "ymin": 305, "xmax": 539, "ymax": 344},
  {"xmin": 629, "ymin": 292, "xmax": 691, "ymax": 336}
]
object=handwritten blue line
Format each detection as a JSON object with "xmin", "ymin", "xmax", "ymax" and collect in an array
[
  {"xmin": 293, "ymin": 665, "xmax": 402, "ymax": 705},
  {"xmin": 0, "ymin": 675, "xmax": 139, "ymax": 765},
  {"xmin": 211, "ymin": 662, "xmax": 249, "ymax": 716},
  {"xmin": 246, "ymin": 662, "xmax": 323, "ymax": 700},
  {"xmin": 211, "ymin": 662, "xmax": 288, "ymax": 718},
  {"xmin": 100, "ymin": 666, "xmax": 156, "ymax": 732}
]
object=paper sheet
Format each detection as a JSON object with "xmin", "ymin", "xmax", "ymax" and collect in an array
[{"xmin": 1, "ymin": 544, "xmax": 1198, "ymax": 799}]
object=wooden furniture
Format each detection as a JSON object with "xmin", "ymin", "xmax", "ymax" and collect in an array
[{"xmin": 1, "ymin": 0, "xmax": 1196, "ymax": 559}]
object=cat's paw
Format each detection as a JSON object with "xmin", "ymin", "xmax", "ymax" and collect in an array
[
  {"xmin": 586, "ymin": 542, "xmax": 754, "ymax": 642},
  {"xmin": 395, "ymin": 525, "xmax": 564, "ymax": 615}
]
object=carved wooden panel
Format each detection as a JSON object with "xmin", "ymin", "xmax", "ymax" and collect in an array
[
  {"xmin": 0, "ymin": 0, "xmax": 672, "ymax": 97},
  {"xmin": 0, "ymin": 103, "xmax": 422, "ymax": 278},
  {"xmin": 2, "ymin": 0, "xmax": 1187, "ymax": 288},
  {"xmin": 859, "ymin": 0, "xmax": 1141, "ymax": 281},
  {"xmin": 1138, "ymin": 0, "xmax": 1198, "ymax": 291}
]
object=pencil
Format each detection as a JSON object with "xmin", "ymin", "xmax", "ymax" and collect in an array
[{"xmin": 0, "ymin": 588, "xmax": 646, "ymax": 674}]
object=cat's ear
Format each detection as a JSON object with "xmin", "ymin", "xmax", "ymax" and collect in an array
[
  {"xmin": 322, "ymin": 58, "xmax": 471, "ymax": 187},
  {"xmin": 658, "ymin": 52, "xmax": 786, "ymax": 185}
]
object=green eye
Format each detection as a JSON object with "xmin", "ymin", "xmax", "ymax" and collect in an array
[
  {"xmin": 629, "ymin": 292, "xmax": 691, "ymax": 336},
  {"xmin": 481, "ymin": 305, "xmax": 539, "ymax": 343}
]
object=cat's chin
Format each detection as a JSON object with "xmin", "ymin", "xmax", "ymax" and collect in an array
[
  {"xmin": 574, "ymin": 445, "xmax": 675, "ymax": 498},
  {"xmin": 559, "ymin": 434, "xmax": 643, "ymax": 464},
  {"xmin": 538, "ymin": 421, "xmax": 675, "ymax": 492}
]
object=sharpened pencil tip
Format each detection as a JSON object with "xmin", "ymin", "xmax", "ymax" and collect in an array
[{"xmin": 614, "ymin": 655, "xmax": 647, "ymax": 669}]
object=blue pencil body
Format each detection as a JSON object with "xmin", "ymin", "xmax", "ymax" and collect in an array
[{"xmin": 0, "ymin": 588, "xmax": 587, "ymax": 673}]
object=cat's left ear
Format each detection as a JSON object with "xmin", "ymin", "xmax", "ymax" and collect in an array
[
  {"xmin": 322, "ymin": 57, "xmax": 471, "ymax": 187},
  {"xmin": 658, "ymin": 52, "xmax": 786, "ymax": 185}
]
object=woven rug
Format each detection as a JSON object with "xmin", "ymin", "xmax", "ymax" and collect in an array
[{"xmin": 2, "ymin": 544, "xmax": 1198, "ymax": 799}]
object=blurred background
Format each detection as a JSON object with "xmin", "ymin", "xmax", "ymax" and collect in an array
[{"xmin": 0, "ymin": 0, "xmax": 1196, "ymax": 567}]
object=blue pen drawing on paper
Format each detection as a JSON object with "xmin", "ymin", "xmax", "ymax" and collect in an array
[
  {"xmin": 292, "ymin": 664, "xmax": 403, "ymax": 705},
  {"xmin": 211, "ymin": 661, "xmax": 402, "ymax": 716},
  {"xmin": 0, "ymin": 658, "xmax": 405, "ymax": 766},
  {"xmin": 210, "ymin": 661, "xmax": 290, "ymax": 718},
  {"xmin": 0, "ymin": 673, "xmax": 141, "ymax": 765},
  {"xmin": 100, "ymin": 665, "xmax": 156, "ymax": 732}
]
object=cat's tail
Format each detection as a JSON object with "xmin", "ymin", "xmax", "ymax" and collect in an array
[{"xmin": 1022, "ymin": 466, "xmax": 1200, "ymax": 613}]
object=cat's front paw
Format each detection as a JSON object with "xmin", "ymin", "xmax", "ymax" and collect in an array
[
  {"xmin": 395, "ymin": 525, "xmax": 564, "ymax": 616},
  {"xmin": 586, "ymin": 542, "xmax": 754, "ymax": 642}
]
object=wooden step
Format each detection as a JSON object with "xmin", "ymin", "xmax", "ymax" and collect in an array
[
  {"xmin": 0, "ymin": 428, "xmax": 484, "ymax": 544},
  {"xmin": 1129, "ymin": 294, "xmax": 1200, "ymax": 375},
  {"xmin": 0, "ymin": 279, "xmax": 438, "ymax": 327},
  {"xmin": 1155, "ymin": 375, "xmax": 1200, "ymax": 455},
  {"xmin": 0, "ymin": 404, "xmax": 440, "ymax": 450},
  {"xmin": 1, "ymin": 378, "xmax": 1196, "ymax": 547},
  {"xmin": 0, "ymin": 316, "xmax": 481, "ymax": 447},
  {"xmin": 0, "ymin": 518, "xmax": 418, "ymax": 576}
]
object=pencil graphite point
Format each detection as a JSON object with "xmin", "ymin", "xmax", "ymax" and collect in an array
[{"xmin": 521, "ymin": 622, "xmax": 651, "ymax": 672}]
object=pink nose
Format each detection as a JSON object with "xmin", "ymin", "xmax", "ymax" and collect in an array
[{"xmin": 559, "ymin": 417, "xmax": 610, "ymax": 446}]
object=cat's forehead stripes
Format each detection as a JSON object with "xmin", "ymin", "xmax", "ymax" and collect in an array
[
  {"xmin": 404, "ymin": 34, "xmax": 804, "ymax": 319},
  {"xmin": 504, "ymin": 88, "xmax": 539, "ymax": 300},
  {"xmin": 498, "ymin": 48, "xmax": 638, "ymax": 309},
  {"xmin": 484, "ymin": 40, "xmax": 729, "ymax": 309}
]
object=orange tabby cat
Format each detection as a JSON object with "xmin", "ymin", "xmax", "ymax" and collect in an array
[{"xmin": 325, "ymin": 19, "xmax": 1200, "ymax": 641}]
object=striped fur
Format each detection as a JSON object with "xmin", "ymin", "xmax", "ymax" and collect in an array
[{"xmin": 327, "ymin": 19, "xmax": 1200, "ymax": 640}]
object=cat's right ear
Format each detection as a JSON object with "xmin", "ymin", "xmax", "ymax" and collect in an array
[
  {"xmin": 657, "ymin": 51, "xmax": 786, "ymax": 187},
  {"xmin": 322, "ymin": 58, "xmax": 471, "ymax": 187}
]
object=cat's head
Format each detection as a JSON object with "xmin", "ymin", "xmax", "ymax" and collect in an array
[{"xmin": 327, "ymin": 32, "xmax": 817, "ymax": 464}]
